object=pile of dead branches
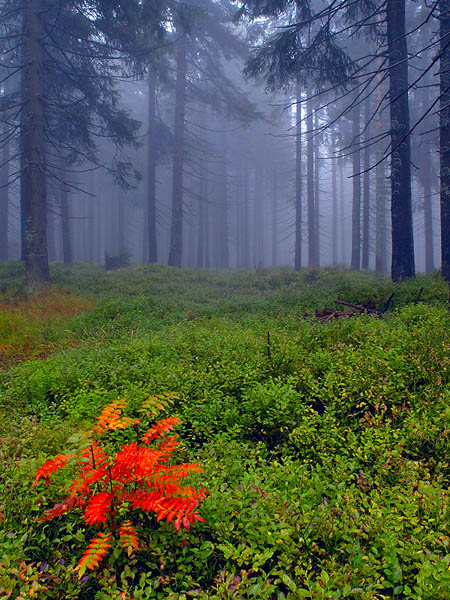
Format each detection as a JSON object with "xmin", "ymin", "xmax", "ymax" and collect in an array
[{"xmin": 306, "ymin": 288, "xmax": 424, "ymax": 322}]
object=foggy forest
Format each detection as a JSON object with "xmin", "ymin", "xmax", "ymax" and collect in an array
[
  {"xmin": 3, "ymin": 1, "xmax": 450, "ymax": 599},
  {"xmin": 1, "ymin": 0, "xmax": 449, "ymax": 286}
]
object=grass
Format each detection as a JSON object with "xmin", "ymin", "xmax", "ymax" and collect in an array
[{"xmin": 0, "ymin": 262, "xmax": 449, "ymax": 599}]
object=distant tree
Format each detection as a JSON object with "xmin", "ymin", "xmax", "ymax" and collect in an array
[
  {"xmin": 0, "ymin": 0, "xmax": 163, "ymax": 290},
  {"xmin": 440, "ymin": 0, "xmax": 450, "ymax": 283},
  {"xmin": 240, "ymin": 0, "xmax": 416, "ymax": 280}
]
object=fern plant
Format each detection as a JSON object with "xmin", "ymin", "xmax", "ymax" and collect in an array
[{"xmin": 32, "ymin": 395, "xmax": 208, "ymax": 577}]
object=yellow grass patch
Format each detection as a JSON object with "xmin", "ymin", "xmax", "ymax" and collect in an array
[{"xmin": 0, "ymin": 287, "xmax": 92, "ymax": 365}]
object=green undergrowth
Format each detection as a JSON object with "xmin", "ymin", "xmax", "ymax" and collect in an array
[{"xmin": 1, "ymin": 263, "xmax": 450, "ymax": 599}]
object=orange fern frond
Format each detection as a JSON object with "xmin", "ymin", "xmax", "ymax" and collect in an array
[
  {"xmin": 38, "ymin": 495, "xmax": 86, "ymax": 522},
  {"xmin": 84, "ymin": 491, "xmax": 114, "ymax": 525},
  {"xmin": 77, "ymin": 531, "xmax": 112, "ymax": 577},
  {"xmin": 156, "ymin": 434, "xmax": 179, "ymax": 459},
  {"xmin": 92, "ymin": 399, "xmax": 140, "ymax": 434},
  {"xmin": 119, "ymin": 521, "xmax": 139, "ymax": 556},
  {"xmin": 141, "ymin": 416, "xmax": 180, "ymax": 444},
  {"xmin": 32, "ymin": 453, "xmax": 74, "ymax": 487}
]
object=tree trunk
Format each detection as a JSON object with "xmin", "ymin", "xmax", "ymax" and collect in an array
[
  {"xmin": 339, "ymin": 157, "xmax": 346, "ymax": 264},
  {"xmin": 306, "ymin": 93, "xmax": 315, "ymax": 266},
  {"xmin": 60, "ymin": 168, "xmax": 73, "ymax": 266},
  {"xmin": 314, "ymin": 110, "xmax": 320, "ymax": 267},
  {"xmin": 331, "ymin": 133, "xmax": 337, "ymax": 265},
  {"xmin": 351, "ymin": 102, "xmax": 361, "ymax": 271},
  {"xmin": 0, "ymin": 123, "xmax": 9, "ymax": 261},
  {"xmin": 362, "ymin": 95, "xmax": 370, "ymax": 270},
  {"xmin": 242, "ymin": 162, "xmax": 250, "ymax": 268},
  {"xmin": 294, "ymin": 83, "xmax": 302, "ymax": 270},
  {"xmin": 272, "ymin": 170, "xmax": 278, "ymax": 267},
  {"xmin": 168, "ymin": 34, "xmax": 187, "ymax": 267},
  {"xmin": 21, "ymin": 0, "xmax": 49, "ymax": 289},
  {"xmin": 147, "ymin": 70, "xmax": 158, "ymax": 263},
  {"xmin": 375, "ymin": 58, "xmax": 388, "ymax": 275},
  {"xmin": 387, "ymin": 0, "xmax": 415, "ymax": 280},
  {"xmin": 218, "ymin": 132, "xmax": 229, "ymax": 268},
  {"xmin": 420, "ymin": 78, "xmax": 434, "ymax": 274},
  {"xmin": 440, "ymin": 0, "xmax": 450, "ymax": 282}
]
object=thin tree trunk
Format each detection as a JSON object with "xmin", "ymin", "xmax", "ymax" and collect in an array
[
  {"xmin": 272, "ymin": 170, "xmax": 278, "ymax": 266},
  {"xmin": 314, "ymin": 109, "xmax": 320, "ymax": 267},
  {"xmin": 60, "ymin": 165, "xmax": 73, "ymax": 265},
  {"xmin": 294, "ymin": 83, "xmax": 302, "ymax": 270},
  {"xmin": 254, "ymin": 163, "xmax": 264, "ymax": 268},
  {"xmin": 306, "ymin": 93, "xmax": 315, "ymax": 266},
  {"xmin": 218, "ymin": 132, "xmax": 229, "ymax": 268},
  {"xmin": 0, "ymin": 124, "xmax": 9, "ymax": 260},
  {"xmin": 21, "ymin": 0, "xmax": 49, "ymax": 289},
  {"xmin": 331, "ymin": 134, "xmax": 337, "ymax": 265},
  {"xmin": 242, "ymin": 162, "xmax": 250, "ymax": 268},
  {"xmin": 387, "ymin": 0, "xmax": 415, "ymax": 280},
  {"xmin": 351, "ymin": 102, "xmax": 361, "ymax": 271},
  {"xmin": 168, "ymin": 34, "xmax": 187, "ymax": 267},
  {"xmin": 440, "ymin": 0, "xmax": 450, "ymax": 282},
  {"xmin": 375, "ymin": 58, "xmax": 388, "ymax": 275},
  {"xmin": 362, "ymin": 95, "xmax": 370, "ymax": 270},
  {"xmin": 339, "ymin": 157, "xmax": 346, "ymax": 264},
  {"xmin": 147, "ymin": 69, "xmax": 158, "ymax": 263}
]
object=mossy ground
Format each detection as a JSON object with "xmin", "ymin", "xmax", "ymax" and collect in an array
[{"xmin": 0, "ymin": 262, "xmax": 449, "ymax": 599}]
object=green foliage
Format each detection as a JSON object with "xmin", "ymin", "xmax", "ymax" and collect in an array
[{"xmin": 1, "ymin": 265, "xmax": 450, "ymax": 598}]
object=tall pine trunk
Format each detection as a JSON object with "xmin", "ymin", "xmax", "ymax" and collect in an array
[
  {"xmin": 0, "ymin": 123, "xmax": 9, "ymax": 260},
  {"xmin": 314, "ymin": 110, "xmax": 320, "ymax": 267},
  {"xmin": 147, "ymin": 70, "xmax": 158, "ymax": 263},
  {"xmin": 331, "ymin": 133, "xmax": 337, "ymax": 265},
  {"xmin": 386, "ymin": 0, "xmax": 415, "ymax": 280},
  {"xmin": 21, "ymin": 0, "xmax": 49, "ymax": 289},
  {"xmin": 440, "ymin": 0, "xmax": 450, "ymax": 282},
  {"xmin": 272, "ymin": 170, "xmax": 278, "ymax": 267},
  {"xmin": 421, "ymin": 78, "xmax": 434, "ymax": 273},
  {"xmin": 60, "ymin": 167, "xmax": 73, "ymax": 266},
  {"xmin": 168, "ymin": 34, "xmax": 187, "ymax": 267},
  {"xmin": 294, "ymin": 83, "xmax": 302, "ymax": 270},
  {"xmin": 362, "ymin": 96, "xmax": 370, "ymax": 270},
  {"xmin": 306, "ymin": 93, "xmax": 315, "ymax": 266},
  {"xmin": 351, "ymin": 102, "xmax": 361, "ymax": 271}
]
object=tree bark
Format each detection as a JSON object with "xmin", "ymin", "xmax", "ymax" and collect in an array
[
  {"xmin": 386, "ymin": 0, "xmax": 415, "ymax": 280},
  {"xmin": 294, "ymin": 83, "xmax": 302, "ymax": 270},
  {"xmin": 314, "ymin": 109, "xmax": 320, "ymax": 267},
  {"xmin": 331, "ymin": 132, "xmax": 337, "ymax": 265},
  {"xmin": 351, "ymin": 102, "xmax": 361, "ymax": 271},
  {"xmin": 306, "ymin": 93, "xmax": 316, "ymax": 266},
  {"xmin": 60, "ymin": 167, "xmax": 73, "ymax": 266},
  {"xmin": 0, "ymin": 123, "xmax": 9, "ymax": 261},
  {"xmin": 362, "ymin": 95, "xmax": 370, "ymax": 270},
  {"xmin": 21, "ymin": 0, "xmax": 49, "ymax": 289},
  {"xmin": 147, "ymin": 69, "xmax": 158, "ymax": 263},
  {"xmin": 272, "ymin": 170, "xmax": 278, "ymax": 267},
  {"xmin": 440, "ymin": 0, "xmax": 450, "ymax": 282},
  {"xmin": 168, "ymin": 34, "xmax": 187, "ymax": 267}
]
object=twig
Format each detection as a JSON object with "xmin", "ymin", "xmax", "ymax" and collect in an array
[{"xmin": 413, "ymin": 287, "xmax": 424, "ymax": 306}]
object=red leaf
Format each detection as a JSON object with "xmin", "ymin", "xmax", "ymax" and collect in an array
[{"xmin": 32, "ymin": 453, "xmax": 74, "ymax": 487}]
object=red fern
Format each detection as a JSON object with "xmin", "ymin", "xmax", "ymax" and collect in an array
[
  {"xmin": 38, "ymin": 495, "xmax": 86, "ymax": 522},
  {"xmin": 84, "ymin": 491, "xmax": 114, "ymax": 525},
  {"xmin": 141, "ymin": 416, "xmax": 180, "ymax": 444},
  {"xmin": 77, "ymin": 531, "xmax": 112, "ymax": 577},
  {"xmin": 32, "ymin": 453, "xmax": 74, "ymax": 487},
  {"xmin": 33, "ymin": 396, "xmax": 208, "ymax": 573}
]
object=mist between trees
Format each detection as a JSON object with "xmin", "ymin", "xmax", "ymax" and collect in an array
[{"xmin": 0, "ymin": 0, "xmax": 449, "ymax": 290}]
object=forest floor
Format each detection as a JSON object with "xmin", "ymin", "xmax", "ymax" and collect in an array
[{"xmin": 0, "ymin": 262, "xmax": 450, "ymax": 599}]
